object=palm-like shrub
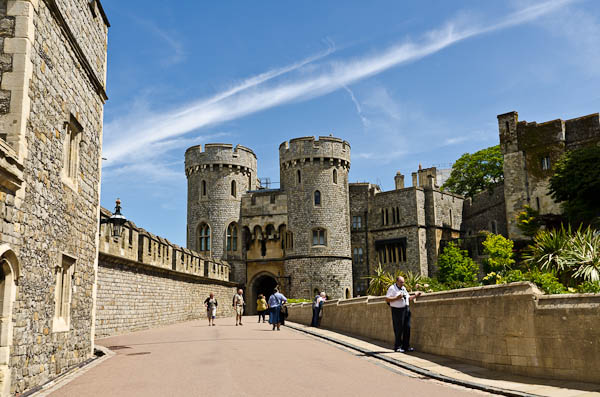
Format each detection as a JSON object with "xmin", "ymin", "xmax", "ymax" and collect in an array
[
  {"xmin": 523, "ymin": 226, "xmax": 570, "ymax": 274},
  {"xmin": 364, "ymin": 264, "xmax": 394, "ymax": 296},
  {"xmin": 562, "ymin": 227, "xmax": 600, "ymax": 282}
]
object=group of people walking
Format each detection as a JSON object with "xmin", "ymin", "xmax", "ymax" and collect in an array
[{"xmin": 204, "ymin": 287, "xmax": 288, "ymax": 330}]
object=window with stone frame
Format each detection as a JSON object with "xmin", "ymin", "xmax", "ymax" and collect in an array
[
  {"xmin": 314, "ymin": 190, "xmax": 321, "ymax": 206},
  {"xmin": 226, "ymin": 223, "xmax": 238, "ymax": 251},
  {"xmin": 62, "ymin": 115, "xmax": 82, "ymax": 185},
  {"xmin": 202, "ymin": 180, "xmax": 207, "ymax": 196},
  {"xmin": 352, "ymin": 215, "xmax": 362, "ymax": 230},
  {"xmin": 541, "ymin": 155, "xmax": 551, "ymax": 171},
  {"xmin": 231, "ymin": 180, "xmax": 237, "ymax": 197},
  {"xmin": 53, "ymin": 254, "xmax": 75, "ymax": 332},
  {"xmin": 198, "ymin": 223, "xmax": 211, "ymax": 253},
  {"xmin": 333, "ymin": 169, "xmax": 338, "ymax": 184},
  {"xmin": 297, "ymin": 169, "xmax": 302, "ymax": 185},
  {"xmin": 312, "ymin": 228, "xmax": 326, "ymax": 246}
]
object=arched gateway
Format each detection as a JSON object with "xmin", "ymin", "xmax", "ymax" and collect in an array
[{"xmin": 248, "ymin": 273, "xmax": 278, "ymax": 315}]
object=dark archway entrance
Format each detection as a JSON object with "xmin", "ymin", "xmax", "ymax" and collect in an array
[{"xmin": 249, "ymin": 274, "xmax": 278, "ymax": 315}]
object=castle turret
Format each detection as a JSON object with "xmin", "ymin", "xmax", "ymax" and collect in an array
[
  {"xmin": 279, "ymin": 136, "xmax": 353, "ymax": 299},
  {"xmin": 185, "ymin": 143, "xmax": 257, "ymax": 282}
]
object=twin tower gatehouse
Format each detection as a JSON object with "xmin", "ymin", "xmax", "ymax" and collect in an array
[{"xmin": 185, "ymin": 136, "xmax": 353, "ymax": 311}]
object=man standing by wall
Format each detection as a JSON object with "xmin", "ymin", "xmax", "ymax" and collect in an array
[
  {"xmin": 385, "ymin": 276, "xmax": 421, "ymax": 352},
  {"xmin": 233, "ymin": 289, "xmax": 245, "ymax": 326}
]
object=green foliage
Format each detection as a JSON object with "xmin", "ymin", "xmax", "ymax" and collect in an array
[
  {"xmin": 524, "ymin": 226, "xmax": 600, "ymax": 284},
  {"xmin": 364, "ymin": 264, "xmax": 395, "ymax": 296},
  {"xmin": 523, "ymin": 226, "xmax": 570, "ymax": 276},
  {"xmin": 575, "ymin": 281, "xmax": 600, "ymax": 294},
  {"xmin": 482, "ymin": 271, "xmax": 502, "ymax": 285},
  {"xmin": 482, "ymin": 233, "xmax": 515, "ymax": 273},
  {"xmin": 549, "ymin": 145, "xmax": 600, "ymax": 225},
  {"xmin": 516, "ymin": 205, "xmax": 543, "ymax": 238},
  {"xmin": 561, "ymin": 227, "xmax": 600, "ymax": 283},
  {"xmin": 442, "ymin": 145, "xmax": 503, "ymax": 198},
  {"xmin": 287, "ymin": 299, "xmax": 311, "ymax": 304},
  {"xmin": 364, "ymin": 265, "xmax": 424, "ymax": 296},
  {"xmin": 436, "ymin": 243, "xmax": 479, "ymax": 284},
  {"xmin": 416, "ymin": 277, "xmax": 447, "ymax": 293},
  {"xmin": 485, "ymin": 269, "xmax": 566, "ymax": 294}
]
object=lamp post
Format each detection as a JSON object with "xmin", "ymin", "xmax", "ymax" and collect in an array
[{"xmin": 101, "ymin": 198, "xmax": 127, "ymax": 238}]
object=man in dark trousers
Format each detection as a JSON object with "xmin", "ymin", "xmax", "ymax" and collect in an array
[{"xmin": 385, "ymin": 276, "xmax": 421, "ymax": 352}]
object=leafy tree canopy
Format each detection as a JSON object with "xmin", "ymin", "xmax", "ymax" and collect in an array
[
  {"xmin": 548, "ymin": 145, "xmax": 600, "ymax": 225},
  {"xmin": 442, "ymin": 145, "xmax": 503, "ymax": 198}
]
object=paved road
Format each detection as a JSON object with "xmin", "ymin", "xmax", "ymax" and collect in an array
[{"xmin": 49, "ymin": 318, "xmax": 484, "ymax": 397}]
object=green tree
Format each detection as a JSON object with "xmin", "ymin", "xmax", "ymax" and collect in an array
[
  {"xmin": 436, "ymin": 243, "xmax": 479, "ymax": 284},
  {"xmin": 482, "ymin": 233, "xmax": 515, "ymax": 273},
  {"xmin": 549, "ymin": 145, "xmax": 600, "ymax": 225},
  {"xmin": 442, "ymin": 145, "xmax": 503, "ymax": 198}
]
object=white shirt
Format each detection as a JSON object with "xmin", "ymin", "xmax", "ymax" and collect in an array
[{"xmin": 386, "ymin": 283, "xmax": 409, "ymax": 308}]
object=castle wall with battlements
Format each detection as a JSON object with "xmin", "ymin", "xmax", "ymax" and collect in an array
[{"xmin": 498, "ymin": 111, "xmax": 600, "ymax": 240}]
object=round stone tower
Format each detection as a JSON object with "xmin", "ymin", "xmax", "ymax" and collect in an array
[
  {"xmin": 185, "ymin": 143, "xmax": 257, "ymax": 283},
  {"xmin": 279, "ymin": 136, "xmax": 353, "ymax": 299}
]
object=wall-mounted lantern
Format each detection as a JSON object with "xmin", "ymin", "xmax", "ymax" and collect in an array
[{"xmin": 101, "ymin": 198, "xmax": 127, "ymax": 238}]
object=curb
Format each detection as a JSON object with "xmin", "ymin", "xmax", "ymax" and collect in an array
[
  {"xmin": 25, "ymin": 345, "xmax": 116, "ymax": 397},
  {"xmin": 286, "ymin": 323, "xmax": 541, "ymax": 397}
]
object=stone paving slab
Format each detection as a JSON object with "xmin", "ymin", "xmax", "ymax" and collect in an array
[{"xmin": 285, "ymin": 322, "xmax": 600, "ymax": 397}]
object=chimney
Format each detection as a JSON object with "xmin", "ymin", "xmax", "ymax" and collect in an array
[
  {"xmin": 411, "ymin": 172, "xmax": 418, "ymax": 187},
  {"xmin": 394, "ymin": 172, "xmax": 405, "ymax": 190}
]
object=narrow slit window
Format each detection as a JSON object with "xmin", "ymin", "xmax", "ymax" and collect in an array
[
  {"xmin": 314, "ymin": 190, "xmax": 321, "ymax": 206},
  {"xmin": 333, "ymin": 169, "xmax": 338, "ymax": 184}
]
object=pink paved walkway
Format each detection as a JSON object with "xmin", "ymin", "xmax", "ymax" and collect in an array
[{"xmin": 48, "ymin": 318, "xmax": 483, "ymax": 397}]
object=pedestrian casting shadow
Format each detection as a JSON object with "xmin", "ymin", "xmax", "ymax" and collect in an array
[{"xmin": 314, "ymin": 327, "xmax": 600, "ymax": 393}]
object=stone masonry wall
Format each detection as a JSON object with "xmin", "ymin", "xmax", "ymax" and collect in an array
[
  {"xmin": 462, "ymin": 183, "xmax": 507, "ymax": 236},
  {"xmin": 95, "ymin": 257, "xmax": 237, "ymax": 339},
  {"xmin": 8, "ymin": 1, "xmax": 108, "ymax": 395},
  {"xmin": 287, "ymin": 282, "xmax": 600, "ymax": 384},
  {"xmin": 284, "ymin": 257, "xmax": 352, "ymax": 300}
]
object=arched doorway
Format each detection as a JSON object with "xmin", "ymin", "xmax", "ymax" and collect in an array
[
  {"xmin": 0, "ymin": 245, "xmax": 19, "ymax": 397},
  {"xmin": 249, "ymin": 273, "xmax": 278, "ymax": 315}
]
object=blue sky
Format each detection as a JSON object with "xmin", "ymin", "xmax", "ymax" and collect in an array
[{"xmin": 100, "ymin": 0, "xmax": 600, "ymax": 246}]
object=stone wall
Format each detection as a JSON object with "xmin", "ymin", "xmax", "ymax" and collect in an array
[
  {"xmin": 287, "ymin": 282, "xmax": 600, "ymax": 384},
  {"xmin": 95, "ymin": 255, "xmax": 237, "ymax": 339},
  {"xmin": 0, "ymin": 0, "xmax": 109, "ymax": 395},
  {"xmin": 462, "ymin": 183, "xmax": 507, "ymax": 237}
]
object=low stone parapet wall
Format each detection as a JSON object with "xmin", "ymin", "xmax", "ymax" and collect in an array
[
  {"xmin": 287, "ymin": 282, "xmax": 600, "ymax": 384},
  {"xmin": 95, "ymin": 253, "xmax": 238, "ymax": 339}
]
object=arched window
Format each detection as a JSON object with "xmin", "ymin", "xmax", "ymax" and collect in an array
[
  {"xmin": 312, "ymin": 228, "xmax": 326, "ymax": 246},
  {"xmin": 314, "ymin": 190, "xmax": 321, "ymax": 206},
  {"xmin": 358, "ymin": 247, "xmax": 363, "ymax": 263},
  {"xmin": 333, "ymin": 169, "xmax": 338, "ymax": 184},
  {"xmin": 231, "ymin": 180, "xmax": 236, "ymax": 197},
  {"xmin": 202, "ymin": 180, "xmax": 207, "ymax": 196},
  {"xmin": 198, "ymin": 223, "xmax": 211, "ymax": 253},
  {"xmin": 227, "ymin": 223, "xmax": 238, "ymax": 251},
  {"xmin": 297, "ymin": 169, "xmax": 301, "ymax": 184}
]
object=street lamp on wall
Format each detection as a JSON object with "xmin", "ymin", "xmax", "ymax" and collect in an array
[{"xmin": 101, "ymin": 198, "xmax": 127, "ymax": 238}]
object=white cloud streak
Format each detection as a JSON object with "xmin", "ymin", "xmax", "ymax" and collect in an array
[{"xmin": 103, "ymin": 0, "xmax": 574, "ymax": 167}]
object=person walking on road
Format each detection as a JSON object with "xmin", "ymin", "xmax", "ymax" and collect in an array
[
  {"xmin": 385, "ymin": 276, "xmax": 421, "ymax": 352},
  {"xmin": 256, "ymin": 294, "xmax": 268, "ymax": 323},
  {"xmin": 233, "ymin": 289, "xmax": 245, "ymax": 326},
  {"xmin": 268, "ymin": 288, "xmax": 287, "ymax": 331},
  {"xmin": 204, "ymin": 293, "xmax": 218, "ymax": 326},
  {"xmin": 311, "ymin": 292, "xmax": 326, "ymax": 327}
]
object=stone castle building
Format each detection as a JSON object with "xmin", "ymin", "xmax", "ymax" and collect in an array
[
  {"xmin": 186, "ymin": 112, "xmax": 600, "ymax": 303},
  {"xmin": 0, "ymin": 0, "xmax": 109, "ymax": 394},
  {"xmin": 185, "ymin": 137, "xmax": 353, "ymax": 311}
]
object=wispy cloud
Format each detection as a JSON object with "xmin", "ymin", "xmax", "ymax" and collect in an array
[
  {"xmin": 104, "ymin": 0, "xmax": 574, "ymax": 168},
  {"xmin": 131, "ymin": 16, "xmax": 187, "ymax": 66},
  {"xmin": 343, "ymin": 86, "xmax": 369, "ymax": 127}
]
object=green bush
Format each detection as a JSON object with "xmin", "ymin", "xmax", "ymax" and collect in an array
[
  {"xmin": 516, "ymin": 205, "xmax": 542, "ymax": 238},
  {"xmin": 482, "ymin": 233, "xmax": 515, "ymax": 273},
  {"xmin": 526, "ymin": 270, "xmax": 566, "ymax": 294},
  {"xmin": 437, "ymin": 243, "xmax": 479, "ymax": 284},
  {"xmin": 575, "ymin": 281, "xmax": 600, "ymax": 294},
  {"xmin": 417, "ymin": 277, "xmax": 448, "ymax": 292}
]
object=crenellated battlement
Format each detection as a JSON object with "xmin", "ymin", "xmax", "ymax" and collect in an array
[
  {"xmin": 185, "ymin": 143, "xmax": 257, "ymax": 177},
  {"xmin": 99, "ymin": 207, "xmax": 230, "ymax": 281},
  {"xmin": 279, "ymin": 135, "xmax": 351, "ymax": 169}
]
